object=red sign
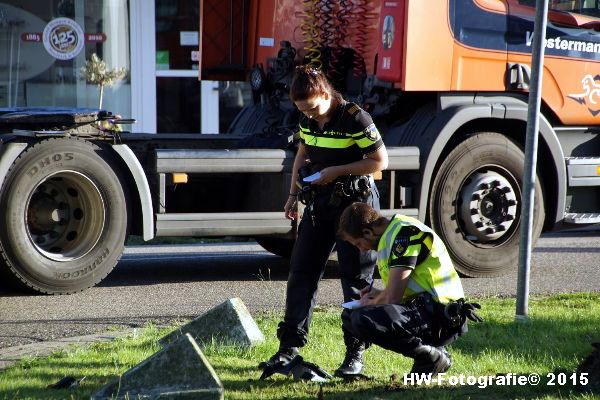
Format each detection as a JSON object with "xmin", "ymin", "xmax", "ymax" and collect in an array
[
  {"xmin": 21, "ymin": 32, "xmax": 106, "ymax": 43},
  {"xmin": 21, "ymin": 32, "xmax": 42, "ymax": 42},
  {"xmin": 85, "ymin": 33, "xmax": 107, "ymax": 43}
]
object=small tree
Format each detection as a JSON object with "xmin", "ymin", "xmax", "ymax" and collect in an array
[{"xmin": 80, "ymin": 53, "xmax": 128, "ymax": 109}]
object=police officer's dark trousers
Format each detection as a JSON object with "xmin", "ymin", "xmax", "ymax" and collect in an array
[
  {"xmin": 277, "ymin": 186, "xmax": 379, "ymax": 351},
  {"xmin": 348, "ymin": 294, "xmax": 460, "ymax": 356}
]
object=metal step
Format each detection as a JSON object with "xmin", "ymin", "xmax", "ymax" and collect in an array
[
  {"xmin": 156, "ymin": 212, "xmax": 293, "ymax": 237},
  {"xmin": 380, "ymin": 208, "xmax": 419, "ymax": 218},
  {"xmin": 155, "ymin": 208, "xmax": 420, "ymax": 237},
  {"xmin": 566, "ymin": 157, "xmax": 600, "ymax": 187},
  {"xmin": 154, "ymin": 147, "xmax": 420, "ymax": 174},
  {"xmin": 564, "ymin": 212, "xmax": 600, "ymax": 224}
]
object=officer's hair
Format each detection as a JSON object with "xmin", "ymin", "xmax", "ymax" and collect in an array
[
  {"xmin": 290, "ymin": 65, "xmax": 344, "ymax": 103},
  {"xmin": 337, "ymin": 202, "xmax": 387, "ymax": 239}
]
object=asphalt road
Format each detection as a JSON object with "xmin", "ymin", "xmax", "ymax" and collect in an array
[{"xmin": 1, "ymin": 233, "xmax": 599, "ymax": 349}]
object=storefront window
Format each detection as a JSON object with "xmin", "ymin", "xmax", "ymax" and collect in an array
[
  {"xmin": 0, "ymin": 0, "xmax": 130, "ymax": 116},
  {"xmin": 155, "ymin": 0, "xmax": 199, "ymax": 71},
  {"xmin": 154, "ymin": 0, "xmax": 253, "ymax": 134}
]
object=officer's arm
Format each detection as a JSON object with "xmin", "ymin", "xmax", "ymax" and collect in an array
[
  {"xmin": 363, "ymin": 267, "xmax": 412, "ymax": 305},
  {"xmin": 289, "ymin": 143, "xmax": 308, "ymax": 196},
  {"xmin": 378, "ymin": 267, "xmax": 412, "ymax": 304},
  {"xmin": 328, "ymin": 145, "xmax": 388, "ymax": 177}
]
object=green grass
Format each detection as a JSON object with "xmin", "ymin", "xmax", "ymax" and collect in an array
[{"xmin": 1, "ymin": 293, "xmax": 599, "ymax": 400}]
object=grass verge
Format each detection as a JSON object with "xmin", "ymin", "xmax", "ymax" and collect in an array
[{"xmin": 0, "ymin": 293, "xmax": 599, "ymax": 400}]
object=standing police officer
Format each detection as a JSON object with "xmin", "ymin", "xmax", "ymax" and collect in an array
[
  {"xmin": 337, "ymin": 202, "xmax": 483, "ymax": 374},
  {"xmin": 260, "ymin": 66, "xmax": 388, "ymax": 377}
]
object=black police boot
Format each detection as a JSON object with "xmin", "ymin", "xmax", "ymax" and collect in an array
[
  {"xmin": 258, "ymin": 347, "xmax": 299, "ymax": 370},
  {"xmin": 438, "ymin": 346, "xmax": 452, "ymax": 364},
  {"xmin": 408, "ymin": 344, "xmax": 452, "ymax": 375},
  {"xmin": 334, "ymin": 346, "xmax": 365, "ymax": 377}
]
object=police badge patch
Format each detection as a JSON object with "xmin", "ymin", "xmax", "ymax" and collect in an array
[
  {"xmin": 363, "ymin": 123, "xmax": 380, "ymax": 141},
  {"xmin": 392, "ymin": 236, "xmax": 409, "ymax": 257}
]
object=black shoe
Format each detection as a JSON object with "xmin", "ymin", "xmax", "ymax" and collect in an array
[
  {"xmin": 437, "ymin": 346, "xmax": 452, "ymax": 364},
  {"xmin": 334, "ymin": 348, "xmax": 364, "ymax": 377},
  {"xmin": 258, "ymin": 347, "xmax": 299, "ymax": 370},
  {"xmin": 409, "ymin": 345, "xmax": 452, "ymax": 375}
]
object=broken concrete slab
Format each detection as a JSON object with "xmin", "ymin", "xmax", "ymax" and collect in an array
[
  {"xmin": 0, "ymin": 329, "xmax": 135, "ymax": 371},
  {"xmin": 92, "ymin": 333, "xmax": 223, "ymax": 400},
  {"xmin": 159, "ymin": 297, "xmax": 264, "ymax": 348}
]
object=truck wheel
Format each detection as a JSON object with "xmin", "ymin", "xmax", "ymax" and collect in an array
[
  {"xmin": 0, "ymin": 138, "xmax": 128, "ymax": 294},
  {"xmin": 429, "ymin": 132, "xmax": 545, "ymax": 277},
  {"xmin": 255, "ymin": 202, "xmax": 303, "ymax": 258},
  {"xmin": 255, "ymin": 237, "xmax": 294, "ymax": 258}
]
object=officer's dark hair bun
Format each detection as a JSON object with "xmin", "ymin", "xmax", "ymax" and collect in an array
[{"xmin": 290, "ymin": 65, "xmax": 343, "ymax": 103}]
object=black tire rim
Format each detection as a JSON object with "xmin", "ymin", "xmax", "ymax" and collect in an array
[
  {"xmin": 455, "ymin": 165, "xmax": 521, "ymax": 246},
  {"xmin": 25, "ymin": 170, "xmax": 105, "ymax": 262}
]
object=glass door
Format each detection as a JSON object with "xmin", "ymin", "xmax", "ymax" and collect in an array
[
  {"xmin": 155, "ymin": 0, "xmax": 206, "ymax": 133},
  {"xmin": 129, "ymin": 0, "xmax": 252, "ymax": 134}
]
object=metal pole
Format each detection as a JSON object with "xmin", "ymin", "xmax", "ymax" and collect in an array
[
  {"xmin": 14, "ymin": 26, "xmax": 21, "ymax": 106},
  {"xmin": 8, "ymin": 23, "xmax": 13, "ymax": 108},
  {"xmin": 516, "ymin": 0, "xmax": 549, "ymax": 321}
]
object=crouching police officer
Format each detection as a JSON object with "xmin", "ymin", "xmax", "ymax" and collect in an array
[
  {"xmin": 337, "ymin": 202, "xmax": 483, "ymax": 375},
  {"xmin": 259, "ymin": 66, "xmax": 388, "ymax": 379}
]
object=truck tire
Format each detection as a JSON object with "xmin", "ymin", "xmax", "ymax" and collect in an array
[
  {"xmin": 255, "ymin": 202, "xmax": 304, "ymax": 258},
  {"xmin": 429, "ymin": 132, "xmax": 545, "ymax": 277},
  {"xmin": 255, "ymin": 237, "xmax": 294, "ymax": 258},
  {"xmin": 0, "ymin": 138, "xmax": 128, "ymax": 294}
]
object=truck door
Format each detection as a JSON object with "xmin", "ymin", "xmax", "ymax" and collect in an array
[
  {"xmin": 506, "ymin": 0, "xmax": 600, "ymax": 125},
  {"xmin": 448, "ymin": 0, "xmax": 510, "ymax": 90},
  {"xmin": 199, "ymin": 0, "xmax": 250, "ymax": 81}
]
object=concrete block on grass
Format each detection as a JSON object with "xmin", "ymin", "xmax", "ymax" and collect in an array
[
  {"xmin": 160, "ymin": 297, "xmax": 264, "ymax": 348},
  {"xmin": 92, "ymin": 333, "xmax": 223, "ymax": 400}
]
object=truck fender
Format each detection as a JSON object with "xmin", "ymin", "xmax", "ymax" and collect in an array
[
  {"xmin": 0, "ymin": 142, "xmax": 28, "ymax": 191},
  {"xmin": 504, "ymin": 105, "xmax": 565, "ymax": 225},
  {"xmin": 112, "ymin": 144, "xmax": 154, "ymax": 241},
  {"xmin": 417, "ymin": 104, "xmax": 565, "ymax": 226}
]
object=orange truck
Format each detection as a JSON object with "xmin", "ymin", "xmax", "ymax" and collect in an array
[
  {"xmin": 0, "ymin": 0, "xmax": 598, "ymax": 293},
  {"xmin": 202, "ymin": 0, "xmax": 600, "ymax": 274}
]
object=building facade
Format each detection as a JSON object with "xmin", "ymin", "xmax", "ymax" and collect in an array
[{"xmin": 0, "ymin": 0, "xmax": 249, "ymax": 133}]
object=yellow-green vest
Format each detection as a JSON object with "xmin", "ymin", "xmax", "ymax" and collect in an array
[{"xmin": 377, "ymin": 214, "xmax": 464, "ymax": 304}]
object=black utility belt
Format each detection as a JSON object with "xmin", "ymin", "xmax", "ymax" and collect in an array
[
  {"xmin": 323, "ymin": 175, "xmax": 374, "ymax": 208},
  {"xmin": 316, "ymin": 175, "xmax": 374, "ymax": 194},
  {"xmin": 411, "ymin": 293, "xmax": 469, "ymax": 329},
  {"xmin": 409, "ymin": 292, "xmax": 441, "ymax": 311},
  {"xmin": 297, "ymin": 168, "xmax": 375, "ymax": 214}
]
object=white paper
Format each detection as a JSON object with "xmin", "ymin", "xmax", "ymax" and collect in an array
[
  {"xmin": 259, "ymin": 37, "xmax": 275, "ymax": 47},
  {"xmin": 342, "ymin": 300, "xmax": 362, "ymax": 309},
  {"xmin": 180, "ymin": 31, "xmax": 199, "ymax": 46},
  {"xmin": 303, "ymin": 172, "xmax": 321, "ymax": 183}
]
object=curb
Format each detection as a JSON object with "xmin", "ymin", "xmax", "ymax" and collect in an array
[{"xmin": 0, "ymin": 329, "xmax": 135, "ymax": 371}]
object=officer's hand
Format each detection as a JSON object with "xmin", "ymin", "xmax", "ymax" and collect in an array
[
  {"xmin": 312, "ymin": 166, "xmax": 341, "ymax": 185},
  {"xmin": 284, "ymin": 196, "xmax": 298, "ymax": 220},
  {"xmin": 359, "ymin": 285, "xmax": 372, "ymax": 297},
  {"xmin": 461, "ymin": 302, "xmax": 483, "ymax": 323},
  {"xmin": 359, "ymin": 294, "xmax": 375, "ymax": 307}
]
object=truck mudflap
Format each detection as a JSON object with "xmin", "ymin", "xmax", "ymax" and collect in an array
[
  {"xmin": 0, "ymin": 142, "xmax": 28, "ymax": 191},
  {"xmin": 112, "ymin": 144, "xmax": 154, "ymax": 241}
]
